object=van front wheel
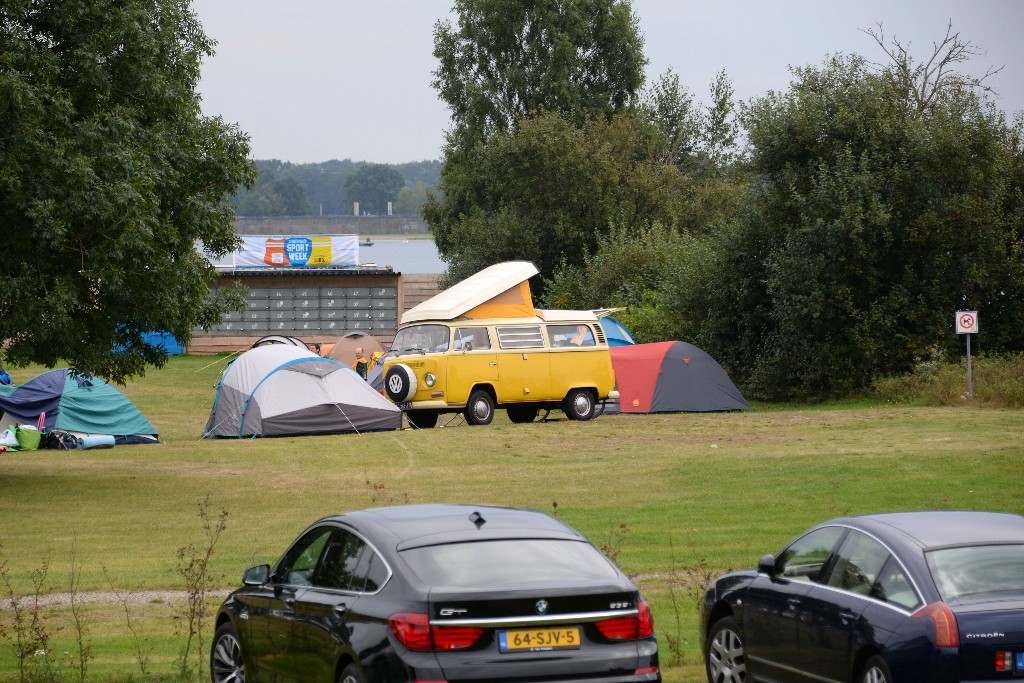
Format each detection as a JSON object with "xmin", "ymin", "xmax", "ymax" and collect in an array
[
  {"xmin": 465, "ymin": 390, "xmax": 495, "ymax": 426},
  {"xmin": 563, "ymin": 389, "xmax": 596, "ymax": 421}
]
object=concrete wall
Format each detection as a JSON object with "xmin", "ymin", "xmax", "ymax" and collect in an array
[{"xmin": 234, "ymin": 215, "xmax": 428, "ymax": 235}]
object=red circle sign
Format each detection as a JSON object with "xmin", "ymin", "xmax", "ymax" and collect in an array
[{"xmin": 956, "ymin": 311, "xmax": 979, "ymax": 334}]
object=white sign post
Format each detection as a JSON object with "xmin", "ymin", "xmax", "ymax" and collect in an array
[{"xmin": 955, "ymin": 310, "xmax": 978, "ymax": 400}]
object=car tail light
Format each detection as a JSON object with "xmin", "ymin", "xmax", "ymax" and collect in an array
[
  {"xmin": 595, "ymin": 600, "xmax": 654, "ymax": 640},
  {"xmin": 389, "ymin": 613, "xmax": 433, "ymax": 650},
  {"xmin": 388, "ymin": 612, "xmax": 483, "ymax": 651},
  {"xmin": 635, "ymin": 666, "xmax": 660, "ymax": 675},
  {"xmin": 912, "ymin": 601, "xmax": 960, "ymax": 648},
  {"xmin": 996, "ymin": 651, "xmax": 1013, "ymax": 672},
  {"xmin": 432, "ymin": 625, "xmax": 485, "ymax": 650}
]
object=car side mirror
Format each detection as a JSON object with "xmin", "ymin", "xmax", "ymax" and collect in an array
[
  {"xmin": 757, "ymin": 554, "xmax": 778, "ymax": 576},
  {"xmin": 243, "ymin": 564, "xmax": 270, "ymax": 586}
]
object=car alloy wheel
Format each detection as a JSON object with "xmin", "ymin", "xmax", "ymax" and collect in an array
[
  {"xmin": 211, "ymin": 622, "xmax": 246, "ymax": 683},
  {"xmin": 707, "ymin": 616, "xmax": 745, "ymax": 683},
  {"xmin": 338, "ymin": 662, "xmax": 364, "ymax": 683},
  {"xmin": 860, "ymin": 655, "xmax": 892, "ymax": 683}
]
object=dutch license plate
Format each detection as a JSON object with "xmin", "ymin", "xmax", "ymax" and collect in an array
[
  {"xmin": 498, "ymin": 627, "xmax": 581, "ymax": 653},
  {"xmin": 1017, "ymin": 652, "xmax": 1024, "ymax": 671},
  {"xmin": 397, "ymin": 402, "xmax": 413, "ymax": 410}
]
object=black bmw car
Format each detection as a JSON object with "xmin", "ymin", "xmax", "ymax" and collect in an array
[
  {"xmin": 701, "ymin": 511, "xmax": 1024, "ymax": 683},
  {"xmin": 212, "ymin": 503, "xmax": 660, "ymax": 682}
]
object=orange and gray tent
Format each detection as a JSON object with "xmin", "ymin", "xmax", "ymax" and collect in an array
[
  {"xmin": 203, "ymin": 345, "xmax": 400, "ymax": 437},
  {"xmin": 608, "ymin": 341, "xmax": 751, "ymax": 413}
]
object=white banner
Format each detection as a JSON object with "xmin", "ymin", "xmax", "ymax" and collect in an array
[{"xmin": 230, "ymin": 235, "xmax": 359, "ymax": 268}]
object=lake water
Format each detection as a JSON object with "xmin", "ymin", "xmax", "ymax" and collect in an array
[{"xmin": 357, "ymin": 238, "xmax": 445, "ymax": 274}]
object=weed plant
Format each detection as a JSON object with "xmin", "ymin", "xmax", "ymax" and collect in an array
[{"xmin": 874, "ymin": 352, "xmax": 1024, "ymax": 408}]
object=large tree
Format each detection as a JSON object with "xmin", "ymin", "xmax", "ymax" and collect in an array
[
  {"xmin": 344, "ymin": 163, "xmax": 405, "ymax": 215},
  {"xmin": 427, "ymin": 0, "xmax": 648, "ymax": 285},
  {"xmin": 0, "ymin": 0, "xmax": 255, "ymax": 382},
  {"xmin": 432, "ymin": 0, "xmax": 646, "ymax": 143},
  {"xmin": 426, "ymin": 110, "xmax": 691, "ymax": 286},
  {"xmin": 677, "ymin": 37, "xmax": 1024, "ymax": 400}
]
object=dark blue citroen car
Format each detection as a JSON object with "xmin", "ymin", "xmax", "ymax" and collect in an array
[
  {"xmin": 212, "ymin": 504, "xmax": 660, "ymax": 683},
  {"xmin": 700, "ymin": 511, "xmax": 1024, "ymax": 683}
]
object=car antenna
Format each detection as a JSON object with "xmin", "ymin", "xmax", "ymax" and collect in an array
[{"xmin": 468, "ymin": 511, "xmax": 486, "ymax": 528}]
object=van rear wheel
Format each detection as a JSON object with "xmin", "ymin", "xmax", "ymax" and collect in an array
[
  {"xmin": 563, "ymin": 389, "xmax": 596, "ymax": 421},
  {"xmin": 465, "ymin": 389, "xmax": 494, "ymax": 426}
]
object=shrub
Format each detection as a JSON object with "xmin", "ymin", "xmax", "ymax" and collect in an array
[{"xmin": 873, "ymin": 353, "xmax": 1024, "ymax": 408}]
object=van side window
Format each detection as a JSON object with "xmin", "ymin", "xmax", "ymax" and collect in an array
[
  {"xmin": 497, "ymin": 326, "xmax": 544, "ymax": 349},
  {"xmin": 453, "ymin": 327, "xmax": 491, "ymax": 350},
  {"xmin": 548, "ymin": 324, "xmax": 595, "ymax": 347}
]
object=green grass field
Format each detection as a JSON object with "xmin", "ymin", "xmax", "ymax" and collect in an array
[{"xmin": 1, "ymin": 355, "xmax": 1022, "ymax": 682}]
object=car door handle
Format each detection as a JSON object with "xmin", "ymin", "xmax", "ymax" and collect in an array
[
  {"xmin": 284, "ymin": 597, "xmax": 295, "ymax": 608},
  {"xmin": 334, "ymin": 603, "xmax": 348, "ymax": 617},
  {"xmin": 787, "ymin": 598, "xmax": 801, "ymax": 609},
  {"xmin": 840, "ymin": 610, "xmax": 856, "ymax": 625},
  {"xmin": 489, "ymin": 361, "xmax": 497, "ymax": 366}
]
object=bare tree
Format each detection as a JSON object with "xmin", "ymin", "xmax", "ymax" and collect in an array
[{"xmin": 863, "ymin": 21, "xmax": 1003, "ymax": 115}]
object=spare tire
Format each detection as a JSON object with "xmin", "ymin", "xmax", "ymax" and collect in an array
[{"xmin": 384, "ymin": 364, "xmax": 418, "ymax": 402}]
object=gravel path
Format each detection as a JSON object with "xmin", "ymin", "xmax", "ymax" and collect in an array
[{"xmin": 2, "ymin": 589, "xmax": 230, "ymax": 610}]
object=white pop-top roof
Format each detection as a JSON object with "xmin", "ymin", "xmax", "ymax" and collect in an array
[{"xmin": 401, "ymin": 261, "xmax": 539, "ymax": 324}]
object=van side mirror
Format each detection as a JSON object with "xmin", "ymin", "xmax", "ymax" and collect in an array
[
  {"xmin": 757, "ymin": 554, "xmax": 778, "ymax": 576},
  {"xmin": 243, "ymin": 564, "xmax": 270, "ymax": 586}
]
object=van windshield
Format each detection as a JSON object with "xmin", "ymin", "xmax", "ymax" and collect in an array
[{"xmin": 391, "ymin": 325, "xmax": 450, "ymax": 355}]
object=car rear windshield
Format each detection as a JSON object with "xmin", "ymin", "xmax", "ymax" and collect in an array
[
  {"xmin": 401, "ymin": 539, "xmax": 619, "ymax": 588},
  {"xmin": 926, "ymin": 544, "xmax": 1024, "ymax": 601}
]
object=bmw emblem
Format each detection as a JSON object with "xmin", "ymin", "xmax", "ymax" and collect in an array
[{"xmin": 535, "ymin": 600, "xmax": 549, "ymax": 615}]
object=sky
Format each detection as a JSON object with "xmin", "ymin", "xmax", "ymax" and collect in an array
[{"xmin": 192, "ymin": 0, "xmax": 1024, "ymax": 165}]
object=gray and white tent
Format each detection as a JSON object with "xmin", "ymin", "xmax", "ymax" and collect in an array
[{"xmin": 203, "ymin": 345, "xmax": 401, "ymax": 437}]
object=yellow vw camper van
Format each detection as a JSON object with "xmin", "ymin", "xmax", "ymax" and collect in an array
[{"xmin": 382, "ymin": 262, "xmax": 619, "ymax": 427}]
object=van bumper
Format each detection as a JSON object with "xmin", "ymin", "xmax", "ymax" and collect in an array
[{"xmin": 397, "ymin": 400, "xmax": 461, "ymax": 411}]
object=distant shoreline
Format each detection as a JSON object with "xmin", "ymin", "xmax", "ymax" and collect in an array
[{"xmin": 359, "ymin": 234, "xmax": 433, "ymax": 241}]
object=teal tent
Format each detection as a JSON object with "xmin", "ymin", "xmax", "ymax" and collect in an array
[{"xmin": 0, "ymin": 369, "xmax": 158, "ymax": 444}]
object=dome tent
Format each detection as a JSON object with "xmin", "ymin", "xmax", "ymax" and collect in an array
[
  {"xmin": 608, "ymin": 341, "xmax": 751, "ymax": 413},
  {"xmin": 0, "ymin": 369, "xmax": 158, "ymax": 444},
  {"xmin": 325, "ymin": 331, "xmax": 385, "ymax": 363},
  {"xmin": 598, "ymin": 316, "xmax": 636, "ymax": 347},
  {"xmin": 204, "ymin": 345, "xmax": 400, "ymax": 438}
]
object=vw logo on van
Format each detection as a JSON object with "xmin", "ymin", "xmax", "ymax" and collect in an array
[{"xmin": 388, "ymin": 375, "xmax": 404, "ymax": 394}]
